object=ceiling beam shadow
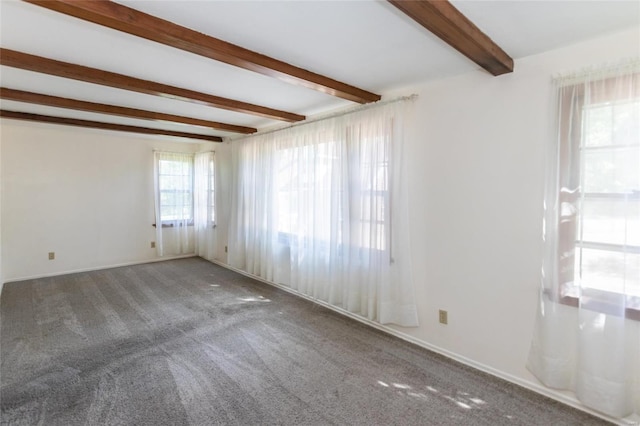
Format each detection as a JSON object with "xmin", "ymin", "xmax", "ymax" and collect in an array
[
  {"xmin": 0, "ymin": 110, "xmax": 223, "ymax": 142},
  {"xmin": 0, "ymin": 87, "xmax": 256, "ymax": 134},
  {"xmin": 25, "ymin": 0, "xmax": 381, "ymax": 104},
  {"xmin": 0, "ymin": 48, "xmax": 304, "ymax": 123},
  {"xmin": 388, "ymin": 0, "xmax": 513, "ymax": 76}
]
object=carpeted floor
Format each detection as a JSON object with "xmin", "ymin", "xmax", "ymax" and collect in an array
[{"xmin": 1, "ymin": 257, "xmax": 609, "ymax": 425}]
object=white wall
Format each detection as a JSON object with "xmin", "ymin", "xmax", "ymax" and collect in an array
[
  {"xmin": 393, "ymin": 27, "xmax": 638, "ymax": 387},
  {"xmin": 0, "ymin": 121, "xmax": 200, "ymax": 281},
  {"xmin": 0, "ymin": 24, "xmax": 636, "ymax": 420},
  {"xmin": 211, "ymin": 28, "xmax": 639, "ymax": 420}
]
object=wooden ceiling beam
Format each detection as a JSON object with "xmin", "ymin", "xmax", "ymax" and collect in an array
[
  {"xmin": 0, "ymin": 110, "xmax": 223, "ymax": 142},
  {"xmin": 0, "ymin": 87, "xmax": 256, "ymax": 134},
  {"xmin": 388, "ymin": 0, "xmax": 513, "ymax": 76},
  {"xmin": 0, "ymin": 48, "xmax": 304, "ymax": 122},
  {"xmin": 24, "ymin": 0, "xmax": 381, "ymax": 104}
]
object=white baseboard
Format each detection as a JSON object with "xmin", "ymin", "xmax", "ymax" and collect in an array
[
  {"xmin": 1, "ymin": 254, "xmax": 197, "ymax": 285},
  {"xmin": 208, "ymin": 258, "xmax": 634, "ymax": 426}
]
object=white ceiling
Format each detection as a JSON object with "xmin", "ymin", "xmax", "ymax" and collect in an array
[{"xmin": 1, "ymin": 0, "xmax": 638, "ymax": 141}]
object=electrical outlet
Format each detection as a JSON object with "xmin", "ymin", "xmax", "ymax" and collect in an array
[
  {"xmin": 439, "ymin": 310, "xmax": 448, "ymax": 325},
  {"xmin": 48, "ymin": 252, "xmax": 55, "ymax": 260},
  {"xmin": 151, "ymin": 241, "xmax": 156, "ymax": 248}
]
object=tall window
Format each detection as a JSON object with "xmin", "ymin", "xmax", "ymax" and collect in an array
[
  {"xmin": 228, "ymin": 100, "xmax": 418, "ymax": 326},
  {"xmin": 529, "ymin": 63, "xmax": 639, "ymax": 420},
  {"xmin": 153, "ymin": 151, "xmax": 196, "ymax": 257},
  {"xmin": 156, "ymin": 152, "xmax": 195, "ymax": 225},
  {"xmin": 194, "ymin": 151, "xmax": 216, "ymax": 260},
  {"xmin": 208, "ymin": 156, "xmax": 215, "ymax": 224},
  {"xmin": 352, "ymin": 128, "xmax": 390, "ymax": 252},
  {"xmin": 557, "ymin": 71, "xmax": 639, "ymax": 318},
  {"xmin": 194, "ymin": 151, "xmax": 215, "ymax": 228},
  {"xmin": 576, "ymin": 99, "xmax": 639, "ymax": 295}
]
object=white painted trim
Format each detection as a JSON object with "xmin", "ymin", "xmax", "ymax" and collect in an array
[
  {"xmin": 2, "ymin": 254, "xmax": 197, "ymax": 284},
  {"xmin": 208, "ymin": 258, "xmax": 633, "ymax": 426}
]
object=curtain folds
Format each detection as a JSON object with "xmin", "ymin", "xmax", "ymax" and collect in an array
[
  {"xmin": 228, "ymin": 100, "xmax": 418, "ymax": 327},
  {"xmin": 194, "ymin": 152, "xmax": 216, "ymax": 261},
  {"xmin": 528, "ymin": 60, "xmax": 640, "ymax": 420}
]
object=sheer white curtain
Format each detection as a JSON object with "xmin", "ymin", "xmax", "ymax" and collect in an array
[
  {"xmin": 229, "ymin": 100, "xmax": 418, "ymax": 326},
  {"xmin": 153, "ymin": 151, "xmax": 194, "ymax": 256},
  {"xmin": 528, "ymin": 60, "xmax": 639, "ymax": 420},
  {"xmin": 194, "ymin": 151, "xmax": 216, "ymax": 260}
]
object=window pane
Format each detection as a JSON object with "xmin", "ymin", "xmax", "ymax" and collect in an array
[
  {"xmin": 583, "ymin": 104, "xmax": 611, "ymax": 147},
  {"xmin": 613, "ymin": 101, "xmax": 640, "ymax": 146},
  {"xmin": 580, "ymin": 197, "xmax": 640, "ymax": 246},
  {"xmin": 564, "ymin": 87, "xmax": 640, "ymax": 300},
  {"xmin": 360, "ymin": 194, "xmax": 386, "ymax": 221},
  {"xmin": 162, "ymin": 206, "xmax": 178, "ymax": 221},
  {"xmin": 159, "ymin": 159, "xmax": 176, "ymax": 174},
  {"xmin": 160, "ymin": 176, "xmax": 182, "ymax": 191},
  {"xmin": 160, "ymin": 191, "xmax": 173, "ymax": 206},
  {"xmin": 583, "ymin": 100, "xmax": 640, "ymax": 147},
  {"xmin": 158, "ymin": 156, "xmax": 193, "ymax": 222},
  {"xmin": 577, "ymin": 248, "xmax": 640, "ymax": 297},
  {"xmin": 209, "ymin": 190, "xmax": 215, "ymax": 223},
  {"xmin": 277, "ymin": 142, "xmax": 336, "ymax": 236},
  {"xmin": 276, "ymin": 136, "xmax": 389, "ymax": 250},
  {"xmin": 180, "ymin": 191, "xmax": 191, "ymax": 206},
  {"xmin": 278, "ymin": 190, "xmax": 294, "ymax": 234},
  {"xmin": 583, "ymin": 146, "xmax": 640, "ymax": 193}
]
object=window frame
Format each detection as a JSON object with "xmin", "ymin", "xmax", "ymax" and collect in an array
[
  {"xmin": 556, "ymin": 77, "xmax": 640, "ymax": 321},
  {"xmin": 208, "ymin": 155, "xmax": 216, "ymax": 227},
  {"xmin": 156, "ymin": 154, "xmax": 195, "ymax": 227}
]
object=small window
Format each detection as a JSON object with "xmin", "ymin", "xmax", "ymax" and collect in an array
[{"xmin": 155, "ymin": 152, "xmax": 195, "ymax": 225}]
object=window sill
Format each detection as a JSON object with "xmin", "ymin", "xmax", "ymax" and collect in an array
[
  {"xmin": 546, "ymin": 289, "xmax": 640, "ymax": 321},
  {"xmin": 152, "ymin": 223, "xmax": 215, "ymax": 228},
  {"xmin": 152, "ymin": 222, "xmax": 194, "ymax": 228}
]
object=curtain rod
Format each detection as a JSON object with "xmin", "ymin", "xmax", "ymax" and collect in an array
[
  {"xmin": 153, "ymin": 150, "xmax": 196, "ymax": 155},
  {"xmin": 227, "ymin": 94, "xmax": 418, "ymax": 142},
  {"xmin": 553, "ymin": 57, "xmax": 639, "ymax": 86}
]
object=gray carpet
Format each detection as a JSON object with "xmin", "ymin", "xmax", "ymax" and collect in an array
[{"xmin": 1, "ymin": 257, "xmax": 608, "ymax": 425}]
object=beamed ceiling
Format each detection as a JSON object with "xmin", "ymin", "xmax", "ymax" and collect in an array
[{"xmin": 1, "ymin": 0, "xmax": 638, "ymax": 142}]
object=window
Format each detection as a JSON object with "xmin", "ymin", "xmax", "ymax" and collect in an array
[
  {"xmin": 353, "ymin": 132, "xmax": 390, "ymax": 251},
  {"xmin": 194, "ymin": 151, "xmax": 215, "ymax": 229},
  {"xmin": 277, "ymin": 140, "xmax": 337, "ymax": 242},
  {"xmin": 557, "ymin": 73, "xmax": 639, "ymax": 318},
  {"xmin": 276, "ymin": 130, "xmax": 390, "ymax": 252},
  {"xmin": 208, "ymin": 156, "xmax": 215, "ymax": 224},
  {"xmin": 228, "ymin": 100, "xmax": 417, "ymax": 326},
  {"xmin": 155, "ymin": 152, "xmax": 195, "ymax": 225}
]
